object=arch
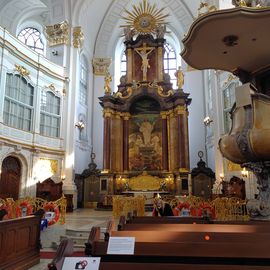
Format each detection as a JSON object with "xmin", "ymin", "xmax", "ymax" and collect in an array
[
  {"xmin": 0, "ymin": 156, "xmax": 21, "ymax": 199},
  {"xmin": 0, "ymin": 0, "xmax": 47, "ymax": 35},
  {"xmin": 94, "ymin": 0, "xmax": 194, "ymax": 57},
  {"xmin": 16, "ymin": 21, "xmax": 47, "ymax": 55}
]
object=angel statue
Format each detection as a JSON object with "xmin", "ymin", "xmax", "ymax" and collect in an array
[{"xmin": 104, "ymin": 71, "xmax": 112, "ymax": 94}]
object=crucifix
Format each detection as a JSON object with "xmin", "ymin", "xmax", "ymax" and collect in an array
[{"xmin": 135, "ymin": 43, "xmax": 154, "ymax": 81}]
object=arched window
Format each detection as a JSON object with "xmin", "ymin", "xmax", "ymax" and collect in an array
[
  {"xmin": 17, "ymin": 27, "xmax": 44, "ymax": 54},
  {"xmin": 117, "ymin": 41, "xmax": 178, "ymax": 88},
  {"xmin": 163, "ymin": 42, "xmax": 177, "ymax": 88},
  {"xmin": 40, "ymin": 91, "xmax": 61, "ymax": 137},
  {"xmin": 3, "ymin": 73, "xmax": 34, "ymax": 131},
  {"xmin": 121, "ymin": 52, "xmax": 127, "ymax": 77}
]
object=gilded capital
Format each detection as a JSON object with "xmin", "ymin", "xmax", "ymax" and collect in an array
[
  {"xmin": 103, "ymin": 108, "xmax": 114, "ymax": 118},
  {"xmin": 179, "ymin": 168, "xmax": 189, "ymax": 173},
  {"xmin": 73, "ymin": 26, "xmax": 84, "ymax": 48},
  {"xmin": 114, "ymin": 111, "xmax": 122, "ymax": 119},
  {"xmin": 167, "ymin": 109, "xmax": 175, "ymax": 118},
  {"xmin": 45, "ymin": 21, "xmax": 69, "ymax": 46},
  {"xmin": 92, "ymin": 58, "xmax": 112, "ymax": 76},
  {"xmin": 121, "ymin": 112, "xmax": 131, "ymax": 120},
  {"xmin": 174, "ymin": 105, "xmax": 186, "ymax": 115},
  {"xmin": 160, "ymin": 111, "xmax": 168, "ymax": 119}
]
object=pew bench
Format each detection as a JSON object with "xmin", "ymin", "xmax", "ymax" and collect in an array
[
  {"xmin": 87, "ymin": 223, "xmax": 270, "ymax": 269},
  {"xmin": 0, "ymin": 215, "xmax": 41, "ymax": 270},
  {"xmin": 118, "ymin": 222, "xmax": 270, "ymax": 233}
]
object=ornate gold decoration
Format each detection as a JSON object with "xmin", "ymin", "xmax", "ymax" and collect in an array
[
  {"xmin": 112, "ymin": 195, "xmax": 145, "ymax": 218},
  {"xmin": 227, "ymin": 160, "xmax": 242, "ymax": 171},
  {"xmin": 127, "ymin": 171, "xmax": 163, "ymax": 191},
  {"xmin": 121, "ymin": 0, "xmax": 169, "ymax": 35},
  {"xmin": 198, "ymin": 2, "xmax": 217, "ymax": 17},
  {"xmin": 104, "ymin": 71, "xmax": 112, "ymax": 94},
  {"xmin": 135, "ymin": 43, "xmax": 154, "ymax": 81},
  {"xmin": 160, "ymin": 111, "xmax": 168, "ymax": 119},
  {"xmin": 45, "ymin": 21, "xmax": 69, "ymax": 46},
  {"xmin": 14, "ymin": 64, "xmax": 30, "ymax": 77},
  {"xmin": 114, "ymin": 87, "xmax": 133, "ymax": 99},
  {"xmin": 121, "ymin": 112, "xmax": 131, "ymax": 120},
  {"xmin": 232, "ymin": 0, "xmax": 267, "ymax": 8},
  {"xmin": 103, "ymin": 108, "xmax": 114, "ymax": 118},
  {"xmin": 92, "ymin": 58, "xmax": 112, "ymax": 76},
  {"xmin": 239, "ymin": 0, "xmax": 247, "ymax": 7},
  {"xmin": 73, "ymin": 26, "xmax": 84, "ymax": 48},
  {"xmin": 175, "ymin": 66, "xmax": 184, "ymax": 89},
  {"xmin": 174, "ymin": 105, "xmax": 186, "ymax": 115},
  {"xmin": 179, "ymin": 168, "xmax": 189, "ymax": 173},
  {"xmin": 157, "ymin": 85, "xmax": 173, "ymax": 97},
  {"xmin": 40, "ymin": 158, "xmax": 58, "ymax": 175},
  {"xmin": 148, "ymin": 81, "xmax": 173, "ymax": 97}
]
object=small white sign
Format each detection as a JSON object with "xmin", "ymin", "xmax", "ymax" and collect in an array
[
  {"xmin": 62, "ymin": 257, "xmax": 100, "ymax": 270},
  {"xmin": 107, "ymin": 236, "xmax": 135, "ymax": 255}
]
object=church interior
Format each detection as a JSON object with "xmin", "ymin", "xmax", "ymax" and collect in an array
[{"xmin": 1, "ymin": 0, "xmax": 270, "ymax": 269}]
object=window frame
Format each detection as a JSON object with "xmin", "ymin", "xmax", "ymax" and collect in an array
[
  {"xmin": 40, "ymin": 89, "xmax": 61, "ymax": 138},
  {"xmin": 3, "ymin": 73, "xmax": 34, "ymax": 132},
  {"xmin": 17, "ymin": 27, "xmax": 45, "ymax": 55}
]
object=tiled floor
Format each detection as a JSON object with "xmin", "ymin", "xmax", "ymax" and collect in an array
[{"xmin": 29, "ymin": 208, "xmax": 114, "ymax": 270}]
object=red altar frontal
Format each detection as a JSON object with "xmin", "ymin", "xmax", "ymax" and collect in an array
[{"xmin": 99, "ymin": 1, "xmax": 191, "ymax": 196}]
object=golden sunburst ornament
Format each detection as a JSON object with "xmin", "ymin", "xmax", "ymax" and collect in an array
[{"xmin": 121, "ymin": 0, "xmax": 169, "ymax": 35}]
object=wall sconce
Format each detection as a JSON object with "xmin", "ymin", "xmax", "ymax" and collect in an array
[
  {"xmin": 75, "ymin": 120, "xmax": 85, "ymax": 131},
  {"xmin": 241, "ymin": 167, "xmax": 248, "ymax": 178},
  {"xmin": 61, "ymin": 175, "xmax": 66, "ymax": 181},
  {"xmin": 203, "ymin": 116, "xmax": 213, "ymax": 126}
]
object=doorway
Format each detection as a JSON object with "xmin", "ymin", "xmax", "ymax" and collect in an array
[{"xmin": 0, "ymin": 156, "xmax": 21, "ymax": 199}]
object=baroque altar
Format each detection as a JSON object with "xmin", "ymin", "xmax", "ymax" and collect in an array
[{"xmin": 99, "ymin": 0, "xmax": 191, "ymax": 197}]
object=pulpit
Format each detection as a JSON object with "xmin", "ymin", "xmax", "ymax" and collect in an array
[{"xmin": 181, "ymin": 4, "xmax": 270, "ymax": 217}]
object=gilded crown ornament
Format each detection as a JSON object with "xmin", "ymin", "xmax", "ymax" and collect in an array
[{"xmin": 121, "ymin": 0, "xmax": 169, "ymax": 35}]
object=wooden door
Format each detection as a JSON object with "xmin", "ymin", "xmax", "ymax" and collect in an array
[{"xmin": 0, "ymin": 157, "xmax": 21, "ymax": 199}]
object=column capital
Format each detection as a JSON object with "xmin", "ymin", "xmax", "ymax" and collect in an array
[
  {"xmin": 121, "ymin": 112, "xmax": 131, "ymax": 120},
  {"xmin": 103, "ymin": 108, "xmax": 114, "ymax": 118},
  {"xmin": 174, "ymin": 105, "xmax": 186, "ymax": 115},
  {"xmin": 160, "ymin": 111, "xmax": 168, "ymax": 119}
]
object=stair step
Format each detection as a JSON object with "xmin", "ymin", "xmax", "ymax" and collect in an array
[{"xmin": 65, "ymin": 227, "xmax": 107, "ymax": 237}]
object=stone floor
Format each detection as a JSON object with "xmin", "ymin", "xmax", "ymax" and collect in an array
[{"xmin": 28, "ymin": 208, "xmax": 114, "ymax": 270}]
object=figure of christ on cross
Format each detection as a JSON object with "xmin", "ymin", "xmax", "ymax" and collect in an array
[{"xmin": 135, "ymin": 43, "xmax": 154, "ymax": 81}]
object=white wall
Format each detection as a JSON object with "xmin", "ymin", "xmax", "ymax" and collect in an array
[{"xmin": 184, "ymin": 70, "xmax": 206, "ymax": 169}]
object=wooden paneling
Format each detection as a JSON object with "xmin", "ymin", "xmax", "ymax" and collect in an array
[{"xmin": 0, "ymin": 216, "xmax": 40, "ymax": 270}]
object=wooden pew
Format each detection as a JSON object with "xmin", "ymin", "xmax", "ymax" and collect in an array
[
  {"xmin": 119, "ymin": 222, "xmax": 270, "ymax": 233},
  {"xmin": 88, "ymin": 223, "xmax": 270, "ymax": 269},
  {"xmin": 0, "ymin": 215, "xmax": 41, "ymax": 270},
  {"xmin": 48, "ymin": 239, "xmax": 73, "ymax": 270},
  {"xmin": 99, "ymin": 262, "xmax": 270, "ymax": 270},
  {"xmin": 125, "ymin": 215, "xmax": 269, "ymax": 225},
  {"xmin": 127, "ymin": 215, "xmax": 212, "ymax": 224}
]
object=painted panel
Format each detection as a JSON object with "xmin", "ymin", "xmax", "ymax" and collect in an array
[{"xmin": 129, "ymin": 114, "xmax": 162, "ymax": 171}]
